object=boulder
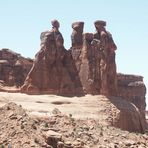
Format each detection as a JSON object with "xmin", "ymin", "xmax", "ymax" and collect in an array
[
  {"xmin": 109, "ymin": 96, "xmax": 146, "ymax": 133},
  {"xmin": 117, "ymin": 73, "xmax": 147, "ymax": 126},
  {"xmin": 44, "ymin": 130, "xmax": 62, "ymax": 148}
]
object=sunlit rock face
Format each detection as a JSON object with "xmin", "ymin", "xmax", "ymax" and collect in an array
[
  {"xmin": 21, "ymin": 20, "xmax": 118, "ymax": 96},
  {"xmin": 21, "ymin": 20, "xmax": 83, "ymax": 95}
]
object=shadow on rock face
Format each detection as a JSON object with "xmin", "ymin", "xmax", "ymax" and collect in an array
[{"xmin": 108, "ymin": 96, "xmax": 146, "ymax": 133}]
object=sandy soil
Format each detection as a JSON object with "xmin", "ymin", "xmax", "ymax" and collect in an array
[{"xmin": 0, "ymin": 92, "xmax": 110, "ymax": 121}]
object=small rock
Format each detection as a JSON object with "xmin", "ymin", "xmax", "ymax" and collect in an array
[
  {"xmin": 76, "ymin": 138, "xmax": 81, "ymax": 142},
  {"xmin": 64, "ymin": 141, "xmax": 73, "ymax": 148},
  {"xmin": 65, "ymin": 141, "xmax": 72, "ymax": 146},
  {"xmin": 115, "ymin": 134, "xmax": 119, "ymax": 137},
  {"xmin": 52, "ymin": 108, "xmax": 61, "ymax": 115},
  {"xmin": 103, "ymin": 138, "xmax": 108, "ymax": 142},
  {"xmin": 49, "ymin": 119, "xmax": 56, "ymax": 125},
  {"xmin": 41, "ymin": 128, "xmax": 49, "ymax": 131},
  {"xmin": 32, "ymin": 124, "xmax": 37, "ymax": 130},
  {"xmin": 44, "ymin": 130, "xmax": 62, "ymax": 147},
  {"xmin": 10, "ymin": 131, "xmax": 16, "ymax": 137},
  {"xmin": 114, "ymin": 144, "xmax": 119, "ymax": 148},
  {"xmin": 17, "ymin": 115, "xmax": 23, "ymax": 120},
  {"xmin": 72, "ymin": 141, "xmax": 81, "ymax": 146},
  {"xmin": 48, "ymin": 128, "xmax": 59, "ymax": 132},
  {"xmin": 90, "ymin": 125, "xmax": 94, "ymax": 130},
  {"xmin": 125, "ymin": 140, "xmax": 135, "ymax": 146},
  {"xmin": 57, "ymin": 141, "xmax": 64, "ymax": 148}
]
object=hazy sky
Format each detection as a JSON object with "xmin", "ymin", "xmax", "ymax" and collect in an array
[{"xmin": 0, "ymin": 0, "xmax": 148, "ymax": 108}]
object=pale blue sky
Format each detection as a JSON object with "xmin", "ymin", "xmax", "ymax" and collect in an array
[{"xmin": 0, "ymin": 0, "xmax": 148, "ymax": 108}]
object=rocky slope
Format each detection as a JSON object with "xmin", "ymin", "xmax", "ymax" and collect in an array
[{"xmin": 0, "ymin": 102, "xmax": 148, "ymax": 148}]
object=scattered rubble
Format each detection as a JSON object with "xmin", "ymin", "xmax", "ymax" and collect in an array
[{"xmin": 0, "ymin": 103, "xmax": 148, "ymax": 148}]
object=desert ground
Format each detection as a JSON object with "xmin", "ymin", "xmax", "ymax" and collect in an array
[
  {"xmin": 0, "ymin": 92, "xmax": 148, "ymax": 148},
  {"xmin": 0, "ymin": 92, "xmax": 109, "ymax": 121}
]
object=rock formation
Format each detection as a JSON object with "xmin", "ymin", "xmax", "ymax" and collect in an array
[
  {"xmin": 21, "ymin": 20, "xmax": 82, "ymax": 95},
  {"xmin": 117, "ymin": 73, "xmax": 147, "ymax": 125},
  {"xmin": 77, "ymin": 32, "xmax": 101, "ymax": 94},
  {"xmin": 71, "ymin": 22, "xmax": 84, "ymax": 48},
  {"xmin": 0, "ymin": 20, "xmax": 147, "ymax": 133},
  {"xmin": 0, "ymin": 48, "xmax": 33, "ymax": 87},
  {"xmin": 93, "ymin": 20, "xmax": 117, "ymax": 96},
  {"xmin": 22, "ymin": 20, "xmax": 118, "ymax": 96},
  {"xmin": 108, "ymin": 96, "xmax": 146, "ymax": 133},
  {"xmin": 70, "ymin": 20, "xmax": 118, "ymax": 95}
]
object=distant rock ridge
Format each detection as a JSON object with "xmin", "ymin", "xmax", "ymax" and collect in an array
[{"xmin": 0, "ymin": 48, "xmax": 33, "ymax": 87}]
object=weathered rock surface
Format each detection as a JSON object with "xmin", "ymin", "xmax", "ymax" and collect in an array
[
  {"xmin": 71, "ymin": 21, "xmax": 84, "ymax": 48},
  {"xmin": 93, "ymin": 20, "xmax": 117, "ymax": 96},
  {"xmin": 117, "ymin": 73, "xmax": 146, "ymax": 124},
  {"xmin": 22, "ymin": 20, "xmax": 118, "ymax": 96},
  {"xmin": 0, "ymin": 102, "xmax": 148, "ymax": 148},
  {"xmin": 108, "ymin": 96, "xmax": 146, "ymax": 133},
  {"xmin": 0, "ymin": 48, "xmax": 33, "ymax": 87},
  {"xmin": 118, "ymin": 74, "xmax": 146, "ymax": 109},
  {"xmin": 21, "ymin": 20, "xmax": 82, "ymax": 95},
  {"xmin": 71, "ymin": 32, "xmax": 101, "ymax": 95}
]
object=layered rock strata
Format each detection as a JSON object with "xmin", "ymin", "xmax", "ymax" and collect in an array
[{"xmin": 117, "ymin": 73, "xmax": 147, "ymax": 125}]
